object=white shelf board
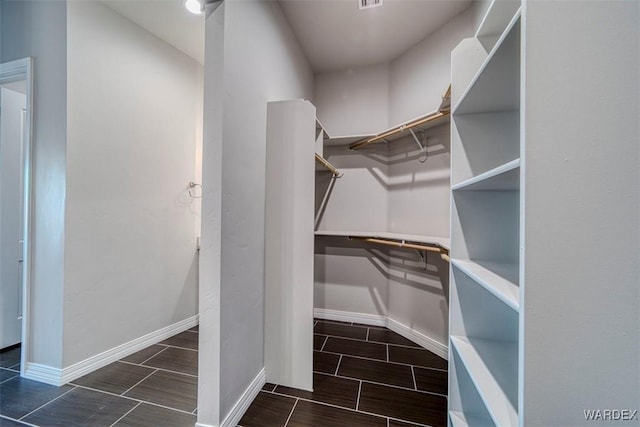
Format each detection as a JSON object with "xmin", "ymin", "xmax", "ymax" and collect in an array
[
  {"xmin": 449, "ymin": 410, "xmax": 494, "ymax": 427},
  {"xmin": 475, "ymin": 0, "xmax": 521, "ymax": 51},
  {"xmin": 451, "ymin": 259, "xmax": 519, "ymax": 311},
  {"xmin": 314, "ymin": 230, "xmax": 450, "ymax": 251},
  {"xmin": 451, "ymin": 336, "xmax": 518, "ymax": 427},
  {"xmin": 452, "ymin": 159, "xmax": 520, "ymax": 191},
  {"xmin": 453, "ymin": 10, "xmax": 521, "ymax": 115},
  {"xmin": 315, "ymin": 118, "xmax": 329, "ymax": 139},
  {"xmin": 325, "ymin": 134, "xmax": 375, "ymax": 146}
]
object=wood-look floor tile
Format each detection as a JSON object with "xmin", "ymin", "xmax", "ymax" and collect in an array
[
  {"xmin": 337, "ymin": 356, "xmax": 414, "ymax": 389},
  {"xmin": 72, "ymin": 361, "xmax": 155, "ymax": 395},
  {"xmin": 388, "ymin": 345, "xmax": 448, "ymax": 370},
  {"xmin": 313, "ymin": 334, "xmax": 327, "ymax": 351},
  {"xmin": 124, "ymin": 370, "xmax": 197, "ymax": 412},
  {"xmin": 413, "ymin": 366, "xmax": 448, "ymax": 395},
  {"xmin": 0, "ymin": 348, "xmax": 20, "ymax": 369},
  {"xmin": 322, "ymin": 337, "xmax": 386, "ymax": 361},
  {"xmin": 314, "ymin": 322, "xmax": 367, "ymax": 340},
  {"xmin": 188, "ymin": 325, "xmax": 199, "ymax": 332},
  {"xmin": 262, "ymin": 383, "xmax": 277, "ymax": 392},
  {"xmin": 358, "ymin": 382, "xmax": 447, "ymax": 427},
  {"xmin": 0, "ymin": 377, "xmax": 73, "ymax": 419},
  {"xmin": 368, "ymin": 329, "xmax": 421, "ymax": 347},
  {"xmin": 121, "ymin": 345, "xmax": 167, "ymax": 364},
  {"xmin": 274, "ymin": 373, "xmax": 359, "ymax": 410},
  {"xmin": 313, "ymin": 351, "xmax": 340, "ymax": 374},
  {"xmin": 388, "ymin": 420, "xmax": 424, "ymax": 427},
  {"xmin": 113, "ymin": 403, "xmax": 196, "ymax": 427},
  {"xmin": 160, "ymin": 331, "xmax": 198, "ymax": 350},
  {"xmin": 287, "ymin": 399, "xmax": 387, "ymax": 427},
  {"xmin": 23, "ymin": 387, "xmax": 137, "ymax": 427},
  {"xmin": 142, "ymin": 346, "xmax": 198, "ymax": 376},
  {"xmin": 351, "ymin": 322, "xmax": 386, "ymax": 330},
  {"xmin": 0, "ymin": 416, "xmax": 29, "ymax": 426},
  {"xmin": 0, "ymin": 369, "xmax": 18, "ymax": 384},
  {"xmin": 239, "ymin": 391, "xmax": 295, "ymax": 427}
]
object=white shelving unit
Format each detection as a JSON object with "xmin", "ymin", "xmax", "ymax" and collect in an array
[{"xmin": 449, "ymin": 2, "xmax": 521, "ymax": 425}]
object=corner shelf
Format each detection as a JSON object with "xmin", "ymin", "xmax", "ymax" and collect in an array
[
  {"xmin": 451, "ymin": 336, "xmax": 518, "ymax": 427},
  {"xmin": 451, "ymin": 259, "xmax": 519, "ymax": 311},
  {"xmin": 452, "ymin": 159, "xmax": 520, "ymax": 191}
]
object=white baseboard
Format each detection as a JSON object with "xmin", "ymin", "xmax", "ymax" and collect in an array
[
  {"xmin": 385, "ymin": 317, "xmax": 448, "ymax": 360},
  {"xmin": 313, "ymin": 308, "xmax": 386, "ymax": 327},
  {"xmin": 220, "ymin": 368, "xmax": 265, "ymax": 427},
  {"xmin": 24, "ymin": 315, "xmax": 198, "ymax": 386},
  {"xmin": 314, "ymin": 308, "xmax": 448, "ymax": 360}
]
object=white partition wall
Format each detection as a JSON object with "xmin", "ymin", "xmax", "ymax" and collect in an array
[{"xmin": 264, "ymin": 100, "xmax": 315, "ymax": 392}]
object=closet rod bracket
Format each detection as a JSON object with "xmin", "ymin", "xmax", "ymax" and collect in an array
[{"xmin": 409, "ymin": 129, "xmax": 428, "ymax": 163}]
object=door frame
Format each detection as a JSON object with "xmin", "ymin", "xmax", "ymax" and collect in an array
[{"xmin": 0, "ymin": 57, "xmax": 33, "ymax": 374}]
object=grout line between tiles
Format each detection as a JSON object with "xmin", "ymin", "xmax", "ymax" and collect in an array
[
  {"xmin": 334, "ymin": 355, "xmax": 343, "ymax": 376},
  {"xmin": 192, "ymin": 407, "xmax": 198, "ymax": 415},
  {"xmin": 411, "ymin": 365, "xmax": 417, "ymax": 390},
  {"xmin": 186, "ymin": 329, "xmax": 199, "ymax": 334},
  {"xmin": 320, "ymin": 336, "xmax": 329, "ymax": 351},
  {"xmin": 315, "ymin": 348, "xmax": 447, "ymax": 372},
  {"xmin": 138, "ymin": 346, "xmax": 169, "ymax": 365},
  {"xmin": 0, "ymin": 415, "xmax": 38, "ymax": 427},
  {"xmin": 366, "ymin": 328, "xmax": 370, "ymax": 341},
  {"xmin": 155, "ymin": 343, "xmax": 199, "ymax": 353},
  {"xmin": 121, "ymin": 369, "xmax": 159, "ymax": 396},
  {"xmin": 386, "ymin": 344, "xmax": 390, "ymax": 362},
  {"xmin": 119, "ymin": 360, "xmax": 198, "ymax": 378},
  {"xmin": 283, "ymin": 398, "xmax": 299, "ymax": 427},
  {"xmin": 355, "ymin": 381, "xmax": 362, "ymax": 411},
  {"xmin": 19, "ymin": 386, "xmax": 78, "ymax": 421},
  {"xmin": 263, "ymin": 389, "xmax": 390, "ymax": 424},
  {"xmin": 313, "ymin": 371, "xmax": 448, "ymax": 398},
  {"xmin": 109, "ymin": 401, "xmax": 142, "ymax": 427},
  {"xmin": 72, "ymin": 383, "xmax": 196, "ymax": 416},
  {"xmin": 314, "ymin": 331, "xmax": 424, "ymax": 350}
]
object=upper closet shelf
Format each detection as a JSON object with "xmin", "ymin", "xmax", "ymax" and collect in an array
[
  {"xmin": 453, "ymin": 11, "xmax": 521, "ymax": 115},
  {"xmin": 475, "ymin": 0, "xmax": 522, "ymax": 52},
  {"xmin": 452, "ymin": 159, "xmax": 520, "ymax": 191},
  {"xmin": 349, "ymin": 85, "xmax": 451, "ymax": 151},
  {"xmin": 315, "ymin": 153, "xmax": 342, "ymax": 177}
]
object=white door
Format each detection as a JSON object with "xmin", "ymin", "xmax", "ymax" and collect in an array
[{"xmin": 0, "ymin": 86, "xmax": 27, "ymax": 349}]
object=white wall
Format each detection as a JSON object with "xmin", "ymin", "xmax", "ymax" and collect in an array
[
  {"xmin": 0, "ymin": 87, "xmax": 27, "ymax": 349},
  {"xmin": 64, "ymin": 2, "xmax": 200, "ymax": 366},
  {"xmin": 199, "ymin": 0, "xmax": 313, "ymax": 423},
  {"xmin": 1, "ymin": 0, "xmax": 67, "ymax": 369},
  {"xmin": 314, "ymin": 63, "xmax": 389, "ymax": 136},
  {"xmin": 522, "ymin": 1, "xmax": 639, "ymax": 423},
  {"xmin": 389, "ymin": 6, "xmax": 474, "ymax": 124}
]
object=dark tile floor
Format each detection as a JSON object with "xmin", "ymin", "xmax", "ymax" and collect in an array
[
  {"xmin": 240, "ymin": 319, "xmax": 448, "ymax": 427},
  {"xmin": 0, "ymin": 325, "xmax": 199, "ymax": 427}
]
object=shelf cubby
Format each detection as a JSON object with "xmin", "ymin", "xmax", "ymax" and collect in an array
[
  {"xmin": 474, "ymin": 0, "xmax": 521, "ymax": 53},
  {"xmin": 451, "ymin": 259, "xmax": 519, "ymax": 311},
  {"xmin": 452, "ymin": 159, "xmax": 519, "ymax": 191},
  {"xmin": 449, "ymin": 349, "xmax": 496, "ymax": 427}
]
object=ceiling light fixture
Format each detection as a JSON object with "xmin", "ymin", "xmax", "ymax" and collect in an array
[{"xmin": 185, "ymin": 0, "xmax": 203, "ymax": 15}]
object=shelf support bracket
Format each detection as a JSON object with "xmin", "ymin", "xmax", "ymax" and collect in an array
[
  {"xmin": 409, "ymin": 129, "xmax": 428, "ymax": 163},
  {"xmin": 415, "ymin": 249, "xmax": 428, "ymax": 270}
]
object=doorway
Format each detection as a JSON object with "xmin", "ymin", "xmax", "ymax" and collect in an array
[{"xmin": 0, "ymin": 58, "xmax": 33, "ymax": 376}]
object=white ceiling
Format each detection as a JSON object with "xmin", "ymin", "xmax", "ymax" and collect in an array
[
  {"xmin": 279, "ymin": 0, "xmax": 472, "ymax": 73},
  {"xmin": 101, "ymin": 0, "xmax": 205, "ymax": 65},
  {"xmin": 100, "ymin": 0, "xmax": 470, "ymax": 72}
]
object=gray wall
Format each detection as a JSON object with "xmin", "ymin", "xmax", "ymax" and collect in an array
[
  {"xmin": 64, "ymin": 1, "xmax": 201, "ymax": 367},
  {"xmin": 1, "ymin": 0, "xmax": 67, "ymax": 369},
  {"xmin": 200, "ymin": 0, "xmax": 313, "ymax": 423}
]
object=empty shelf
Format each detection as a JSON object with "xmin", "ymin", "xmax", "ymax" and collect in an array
[
  {"xmin": 451, "ymin": 259, "xmax": 519, "ymax": 311},
  {"xmin": 452, "ymin": 159, "xmax": 520, "ymax": 191},
  {"xmin": 475, "ymin": 0, "xmax": 522, "ymax": 52},
  {"xmin": 451, "ymin": 336, "xmax": 518, "ymax": 427}
]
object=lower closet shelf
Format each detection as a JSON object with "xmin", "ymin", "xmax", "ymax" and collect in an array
[
  {"xmin": 449, "ymin": 410, "xmax": 493, "ymax": 427},
  {"xmin": 451, "ymin": 259, "xmax": 519, "ymax": 311},
  {"xmin": 450, "ymin": 336, "xmax": 518, "ymax": 427}
]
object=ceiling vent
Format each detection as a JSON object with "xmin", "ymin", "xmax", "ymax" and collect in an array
[{"xmin": 359, "ymin": 0, "xmax": 383, "ymax": 10}]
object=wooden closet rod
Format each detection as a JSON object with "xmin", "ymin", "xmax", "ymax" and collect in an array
[
  {"xmin": 348, "ymin": 236, "xmax": 446, "ymax": 254},
  {"xmin": 315, "ymin": 153, "xmax": 342, "ymax": 177}
]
